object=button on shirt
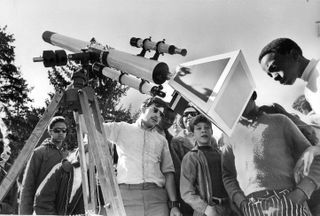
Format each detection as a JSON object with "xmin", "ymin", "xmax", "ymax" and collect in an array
[
  {"xmin": 301, "ymin": 59, "xmax": 320, "ymax": 115},
  {"xmin": 103, "ymin": 120, "xmax": 175, "ymax": 187}
]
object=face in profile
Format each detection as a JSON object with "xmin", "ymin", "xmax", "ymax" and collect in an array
[
  {"xmin": 141, "ymin": 104, "xmax": 164, "ymax": 128},
  {"xmin": 260, "ymin": 52, "xmax": 300, "ymax": 85}
]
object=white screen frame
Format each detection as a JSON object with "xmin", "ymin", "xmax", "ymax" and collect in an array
[{"xmin": 169, "ymin": 50, "xmax": 256, "ymax": 135}]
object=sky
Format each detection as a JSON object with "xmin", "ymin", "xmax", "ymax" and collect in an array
[{"xmin": 1, "ymin": 0, "xmax": 319, "ymax": 116}]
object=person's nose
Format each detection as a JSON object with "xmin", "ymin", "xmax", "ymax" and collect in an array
[{"xmin": 200, "ymin": 128, "xmax": 207, "ymax": 133}]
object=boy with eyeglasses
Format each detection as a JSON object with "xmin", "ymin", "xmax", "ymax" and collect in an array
[
  {"xmin": 34, "ymin": 144, "xmax": 102, "ymax": 215},
  {"xmin": 19, "ymin": 116, "xmax": 69, "ymax": 214},
  {"xmin": 172, "ymin": 106, "xmax": 200, "ymax": 158},
  {"xmin": 103, "ymin": 97, "xmax": 181, "ymax": 216}
]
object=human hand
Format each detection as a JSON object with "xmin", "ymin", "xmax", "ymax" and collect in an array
[
  {"xmin": 170, "ymin": 207, "xmax": 182, "ymax": 216},
  {"xmin": 204, "ymin": 205, "xmax": 219, "ymax": 216},
  {"xmin": 286, "ymin": 188, "xmax": 307, "ymax": 204},
  {"xmin": 294, "ymin": 146, "xmax": 320, "ymax": 182}
]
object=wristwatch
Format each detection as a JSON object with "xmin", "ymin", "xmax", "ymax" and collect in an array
[{"xmin": 168, "ymin": 201, "xmax": 180, "ymax": 209}]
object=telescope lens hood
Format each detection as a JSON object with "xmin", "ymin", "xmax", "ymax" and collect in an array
[
  {"xmin": 153, "ymin": 62, "xmax": 170, "ymax": 85},
  {"xmin": 42, "ymin": 31, "xmax": 56, "ymax": 44}
]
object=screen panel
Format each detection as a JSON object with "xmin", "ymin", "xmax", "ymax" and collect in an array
[
  {"xmin": 172, "ymin": 58, "xmax": 230, "ymax": 102},
  {"xmin": 213, "ymin": 62, "xmax": 253, "ymax": 129}
]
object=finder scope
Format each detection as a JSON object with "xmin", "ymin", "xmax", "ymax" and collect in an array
[{"xmin": 130, "ymin": 37, "xmax": 187, "ymax": 57}]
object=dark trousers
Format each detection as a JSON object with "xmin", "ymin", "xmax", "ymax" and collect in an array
[{"xmin": 308, "ymin": 189, "xmax": 320, "ymax": 216}]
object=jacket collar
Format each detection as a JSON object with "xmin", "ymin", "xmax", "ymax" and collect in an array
[{"xmin": 42, "ymin": 138, "xmax": 66, "ymax": 152}]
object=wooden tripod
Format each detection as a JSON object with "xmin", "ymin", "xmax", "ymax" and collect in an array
[{"xmin": 0, "ymin": 69, "xmax": 126, "ymax": 216}]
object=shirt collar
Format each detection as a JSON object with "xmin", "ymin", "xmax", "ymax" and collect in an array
[
  {"xmin": 301, "ymin": 59, "xmax": 319, "ymax": 82},
  {"xmin": 134, "ymin": 118, "xmax": 156, "ymax": 131}
]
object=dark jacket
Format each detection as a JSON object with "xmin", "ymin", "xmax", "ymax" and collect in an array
[
  {"xmin": 34, "ymin": 159, "xmax": 84, "ymax": 215},
  {"xmin": 0, "ymin": 164, "xmax": 18, "ymax": 214},
  {"xmin": 180, "ymin": 145, "xmax": 216, "ymax": 216},
  {"xmin": 19, "ymin": 139, "xmax": 67, "ymax": 214}
]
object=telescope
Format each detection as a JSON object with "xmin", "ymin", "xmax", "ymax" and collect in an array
[{"xmin": 40, "ymin": 31, "xmax": 171, "ymax": 85}]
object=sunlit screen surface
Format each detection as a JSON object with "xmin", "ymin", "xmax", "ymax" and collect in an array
[
  {"xmin": 169, "ymin": 50, "xmax": 255, "ymax": 135},
  {"xmin": 172, "ymin": 58, "xmax": 229, "ymax": 102}
]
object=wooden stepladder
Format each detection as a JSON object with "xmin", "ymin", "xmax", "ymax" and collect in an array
[{"xmin": 0, "ymin": 69, "xmax": 126, "ymax": 216}]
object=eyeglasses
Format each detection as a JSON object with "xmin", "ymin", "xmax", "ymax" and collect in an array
[
  {"xmin": 183, "ymin": 112, "xmax": 198, "ymax": 117},
  {"xmin": 153, "ymin": 107, "xmax": 164, "ymax": 118},
  {"xmin": 52, "ymin": 128, "xmax": 67, "ymax": 133}
]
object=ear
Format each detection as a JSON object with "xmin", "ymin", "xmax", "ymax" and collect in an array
[{"xmin": 48, "ymin": 129, "xmax": 53, "ymax": 137}]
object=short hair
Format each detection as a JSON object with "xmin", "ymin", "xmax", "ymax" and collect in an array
[
  {"xmin": 292, "ymin": 95, "xmax": 312, "ymax": 114},
  {"xmin": 48, "ymin": 116, "xmax": 66, "ymax": 132},
  {"xmin": 258, "ymin": 38, "xmax": 303, "ymax": 63},
  {"xmin": 141, "ymin": 97, "xmax": 167, "ymax": 110},
  {"xmin": 189, "ymin": 114, "xmax": 212, "ymax": 133},
  {"xmin": 178, "ymin": 106, "xmax": 200, "ymax": 129}
]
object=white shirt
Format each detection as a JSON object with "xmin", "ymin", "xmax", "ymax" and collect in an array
[
  {"xmin": 301, "ymin": 59, "xmax": 320, "ymax": 115},
  {"xmin": 103, "ymin": 119, "xmax": 174, "ymax": 187}
]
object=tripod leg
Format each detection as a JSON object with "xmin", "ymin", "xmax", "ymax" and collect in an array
[
  {"xmin": 78, "ymin": 89, "xmax": 126, "ymax": 216},
  {"xmin": 0, "ymin": 90, "xmax": 65, "ymax": 201},
  {"xmin": 73, "ymin": 113, "xmax": 97, "ymax": 213}
]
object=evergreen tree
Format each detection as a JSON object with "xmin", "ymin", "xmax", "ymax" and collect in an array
[
  {"xmin": 47, "ymin": 62, "xmax": 135, "ymax": 149},
  {"xmin": 0, "ymin": 26, "xmax": 42, "ymax": 163},
  {"xmin": 0, "ymin": 26, "xmax": 31, "ymax": 114}
]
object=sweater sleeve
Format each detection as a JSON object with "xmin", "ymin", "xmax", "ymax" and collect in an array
[
  {"xmin": 282, "ymin": 116, "xmax": 320, "ymax": 197},
  {"xmin": 34, "ymin": 163, "xmax": 61, "ymax": 215},
  {"xmin": 180, "ymin": 153, "xmax": 208, "ymax": 214},
  {"xmin": 19, "ymin": 148, "xmax": 43, "ymax": 214},
  {"xmin": 221, "ymin": 136, "xmax": 247, "ymax": 208}
]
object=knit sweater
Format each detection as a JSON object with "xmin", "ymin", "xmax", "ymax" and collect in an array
[{"xmin": 221, "ymin": 113, "xmax": 320, "ymax": 208}]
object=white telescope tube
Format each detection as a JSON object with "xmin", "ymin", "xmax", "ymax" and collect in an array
[
  {"xmin": 92, "ymin": 63, "xmax": 164, "ymax": 97},
  {"xmin": 42, "ymin": 31, "xmax": 170, "ymax": 84}
]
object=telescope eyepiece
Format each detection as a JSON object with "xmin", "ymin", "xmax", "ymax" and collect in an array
[{"xmin": 130, "ymin": 37, "xmax": 142, "ymax": 48}]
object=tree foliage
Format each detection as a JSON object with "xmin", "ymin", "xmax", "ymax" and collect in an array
[
  {"xmin": 47, "ymin": 62, "xmax": 136, "ymax": 149},
  {"xmin": 0, "ymin": 26, "xmax": 31, "ymax": 115},
  {"xmin": 0, "ymin": 26, "xmax": 43, "ymax": 163}
]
